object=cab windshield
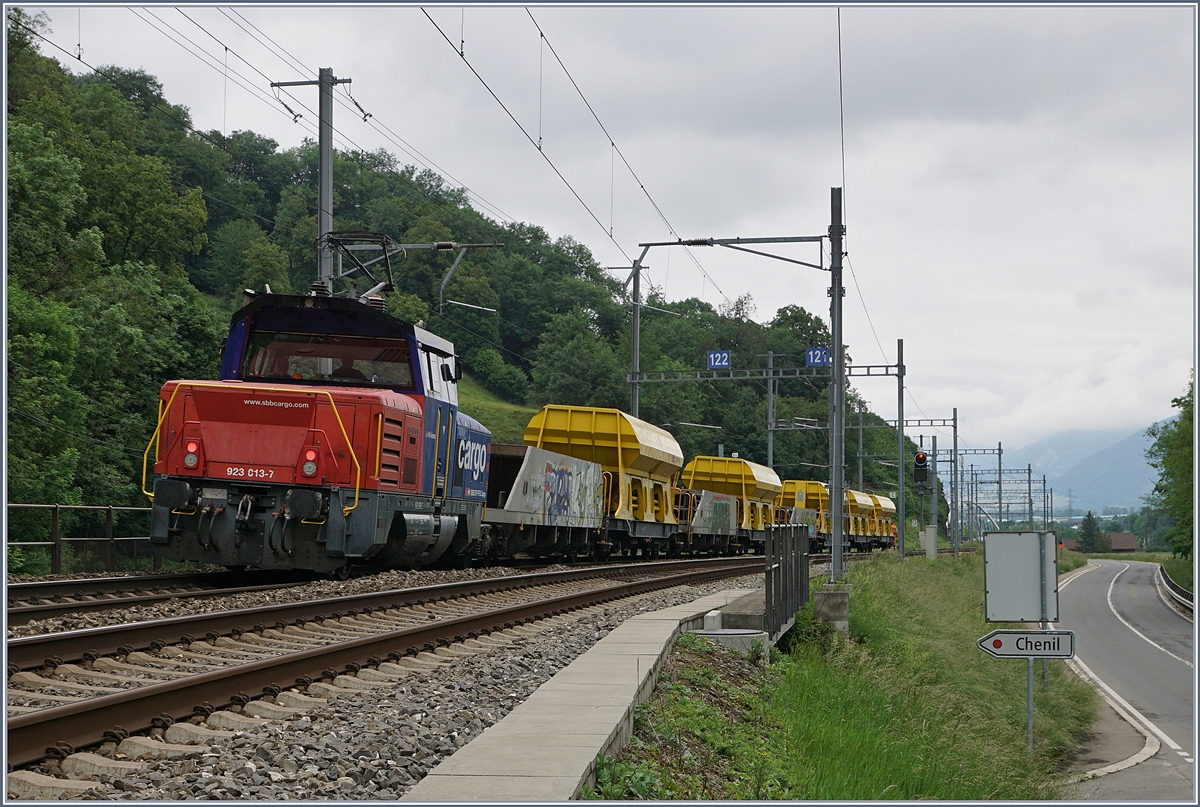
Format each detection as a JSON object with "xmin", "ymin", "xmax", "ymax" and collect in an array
[{"xmin": 241, "ymin": 331, "xmax": 415, "ymax": 389}]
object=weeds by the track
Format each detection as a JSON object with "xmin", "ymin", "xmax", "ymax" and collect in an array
[
  {"xmin": 456, "ymin": 374, "xmax": 537, "ymax": 443},
  {"xmin": 588, "ymin": 553, "xmax": 1096, "ymax": 800}
]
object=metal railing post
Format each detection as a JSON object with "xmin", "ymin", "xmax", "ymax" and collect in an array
[
  {"xmin": 106, "ymin": 506, "xmax": 116, "ymax": 572},
  {"xmin": 802, "ymin": 525, "xmax": 810, "ymax": 610},
  {"xmin": 765, "ymin": 525, "xmax": 776, "ymax": 639},
  {"xmin": 789, "ymin": 526, "xmax": 797, "ymax": 621},
  {"xmin": 51, "ymin": 505, "xmax": 62, "ymax": 574}
]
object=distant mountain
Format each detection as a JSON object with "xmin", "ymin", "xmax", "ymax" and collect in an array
[
  {"xmin": 953, "ymin": 422, "xmax": 1170, "ymax": 515},
  {"xmin": 1052, "ymin": 423, "xmax": 1169, "ymax": 514},
  {"xmin": 999, "ymin": 429, "xmax": 1130, "ymax": 481}
]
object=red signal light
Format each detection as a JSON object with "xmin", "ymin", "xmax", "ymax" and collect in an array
[
  {"xmin": 913, "ymin": 451, "xmax": 928, "ymax": 482},
  {"xmin": 305, "ymin": 449, "xmax": 318, "ymax": 462},
  {"xmin": 183, "ymin": 439, "xmax": 200, "ymax": 469}
]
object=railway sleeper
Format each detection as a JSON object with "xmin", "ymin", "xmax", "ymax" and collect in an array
[
  {"xmin": 6, "ymin": 600, "xmax": 620, "ymax": 799},
  {"xmin": 241, "ymin": 700, "xmax": 305, "ymax": 720},
  {"xmin": 92, "ymin": 657, "xmax": 189, "ymax": 679}
]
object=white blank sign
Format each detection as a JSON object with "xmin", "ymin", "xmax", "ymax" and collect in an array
[{"xmin": 983, "ymin": 531, "xmax": 1059, "ymax": 622}]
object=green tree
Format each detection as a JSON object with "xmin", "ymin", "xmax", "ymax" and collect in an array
[
  {"xmin": 466, "ymin": 347, "xmax": 529, "ymax": 402},
  {"xmin": 6, "ymin": 280, "xmax": 86, "ymax": 507},
  {"xmin": 204, "ymin": 220, "xmax": 274, "ymax": 295},
  {"xmin": 1146, "ymin": 379, "xmax": 1194, "ymax": 558},
  {"xmin": 387, "ymin": 292, "xmax": 430, "ymax": 326},
  {"xmin": 1079, "ymin": 511, "xmax": 1103, "ymax": 553},
  {"xmin": 241, "ymin": 238, "xmax": 292, "ymax": 296},
  {"xmin": 530, "ymin": 310, "xmax": 625, "ymax": 408},
  {"xmin": 6, "ymin": 115, "xmax": 105, "ymax": 295}
]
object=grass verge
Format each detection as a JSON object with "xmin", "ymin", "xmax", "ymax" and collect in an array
[
  {"xmin": 1162, "ymin": 557, "xmax": 1192, "ymax": 592},
  {"xmin": 1058, "ymin": 549, "xmax": 1088, "ymax": 573},
  {"xmin": 592, "ymin": 554, "xmax": 1096, "ymax": 799},
  {"xmin": 456, "ymin": 374, "xmax": 538, "ymax": 443}
]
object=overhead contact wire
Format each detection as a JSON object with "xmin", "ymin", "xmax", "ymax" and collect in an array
[
  {"xmin": 217, "ymin": 7, "xmax": 513, "ymax": 224},
  {"xmin": 423, "ymin": 8, "xmax": 633, "ymax": 264},
  {"xmin": 524, "ymin": 8, "xmax": 728, "ymax": 304},
  {"xmin": 145, "ymin": 9, "xmax": 512, "ymax": 227}
]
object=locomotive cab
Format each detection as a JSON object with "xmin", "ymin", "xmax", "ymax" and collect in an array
[{"xmin": 146, "ymin": 293, "xmax": 490, "ymax": 575}]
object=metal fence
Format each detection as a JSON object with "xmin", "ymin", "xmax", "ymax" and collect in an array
[
  {"xmin": 6, "ymin": 504, "xmax": 158, "ymax": 575},
  {"xmin": 764, "ymin": 523, "xmax": 810, "ymax": 642},
  {"xmin": 1159, "ymin": 563, "xmax": 1193, "ymax": 611}
]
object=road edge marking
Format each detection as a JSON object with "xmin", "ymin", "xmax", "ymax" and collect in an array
[
  {"xmin": 1058, "ymin": 562, "xmax": 1098, "ymax": 591},
  {"xmin": 1066, "ymin": 655, "xmax": 1161, "ymax": 780},
  {"xmin": 1107, "ymin": 563, "xmax": 1193, "ymax": 668},
  {"xmin": 1069, "ymin": 654, "xmax": 1183, "ymax": 752}
]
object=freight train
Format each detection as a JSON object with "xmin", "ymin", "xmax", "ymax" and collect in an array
[{"xmin": 144, "ymin": 291, "xmax": 893, "ymax": 575}]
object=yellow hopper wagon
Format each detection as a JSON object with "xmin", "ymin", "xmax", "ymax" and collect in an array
[
  {"xmin": 524, "ymin": 405, "xmax": 683, "ymax": 558},
  {"xmin": 779, "ymin": 480, "xmax": 895, "ymax": 554},
  {"xmin": 777, "ymin": 480, "xmax": 828, "ymax": 553},
  {"xmin": 845, "ymin": 489, "xmax": 878, "ymax": 552},
  {"xmin": 869, "ymin": 494, "xmax": 897, "ymax": 549},
  {"xmin": 681, "ymin": 456, "xmax": 783, "ymax": 554}
]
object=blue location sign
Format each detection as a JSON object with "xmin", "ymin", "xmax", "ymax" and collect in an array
[
  {"xmin": 806, "ymin": 347, "xmax": 831, "ymax": 367},
  {"xmin": 707, "ymin": 350, "xmax": 731, "ymax": 370}
]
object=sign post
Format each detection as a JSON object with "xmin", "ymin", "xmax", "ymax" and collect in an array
[{"xmin": 980, "ymin": 531, "xmax": 1064, "ymax": 760}]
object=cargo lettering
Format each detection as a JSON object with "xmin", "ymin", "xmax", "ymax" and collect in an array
[{"xmin": 457, "ymin": 439, "xmax": 488, "ymax": 482}]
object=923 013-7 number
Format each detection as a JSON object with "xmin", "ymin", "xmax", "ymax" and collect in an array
[{"xmin": 225, "ymin": 466, "xmax": 275, "ymax": 479}]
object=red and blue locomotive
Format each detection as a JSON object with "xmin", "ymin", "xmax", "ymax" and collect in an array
[{"xmin": 145, "ymin": 292, "xmax": 490, "ymax": 576}]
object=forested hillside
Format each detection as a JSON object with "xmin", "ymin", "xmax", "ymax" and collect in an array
[{"xmin": 6, "ymin": 9, "xmax": 933, "ymax": 524}]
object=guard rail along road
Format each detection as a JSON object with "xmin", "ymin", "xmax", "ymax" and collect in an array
[{"xmin": 1158, "ymin": 563, "xmax": 1192, "ymax": 613}]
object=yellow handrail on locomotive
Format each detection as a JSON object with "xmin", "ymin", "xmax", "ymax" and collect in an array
[{"xmin": 142, "ymin": 382, "xmax": 363, "ymax": 517}]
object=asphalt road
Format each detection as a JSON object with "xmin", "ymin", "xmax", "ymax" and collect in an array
[{"xmin": 1060, "ymin": 559, "xmax": 1195, "ymax": 801}]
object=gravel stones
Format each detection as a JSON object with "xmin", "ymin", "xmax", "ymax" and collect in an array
[
  {"xmin": 8, "ymin": 564, "xmax": 594, "ymax": 640},
  {"xmin": 18, "ymin": 576, "xmax": 760, "ymax": 800}
]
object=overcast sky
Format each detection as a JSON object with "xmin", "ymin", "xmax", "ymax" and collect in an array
[{"xmin": 23, "ymin": 3, "xmax": 1197, "ymax": 453}]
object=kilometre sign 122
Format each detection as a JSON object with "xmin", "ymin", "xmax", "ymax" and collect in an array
[{"xmin": 977, "ymin": 629, "xmax": 1075, "ymax": 659}]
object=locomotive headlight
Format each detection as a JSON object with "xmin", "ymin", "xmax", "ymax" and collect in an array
[
  {"xmin": 183, "ymin": 440, "xmax": 200, "ymax": 469},
  {"xmin": 302, "ymin": 449, "xmax": 318, "ymax": 477}
]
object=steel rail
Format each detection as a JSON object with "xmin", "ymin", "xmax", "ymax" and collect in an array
[
  {"xmin": 7, "ymin": 570, "xmax": 316, "ymax": 602},
  {"xmin": 6, "ymin": 557, "xmax": 753, "ymax": 671},
  {"xmin": 7, "ymin": 570, "xmax": 321, "ymax": 625},
  {"xmin": 6, "ymin": 561, "xmax": 759, "ymax": 767},
  {"xmin": 7, "ymin": 582, "xmax": 313, "ymax": 625}
]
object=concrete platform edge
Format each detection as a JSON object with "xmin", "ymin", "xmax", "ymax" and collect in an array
[{"xmin": 401, "ymin": 589, "xmax": 750, "ymax": 802}]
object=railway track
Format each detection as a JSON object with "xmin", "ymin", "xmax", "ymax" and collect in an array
[
  {"xmin": 6, "ymin": 570, "xmax": 323, "ymax": 626},
  {"xmin": 6, "ymin": 556, "xmax": 759, "ymax": 770}
]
